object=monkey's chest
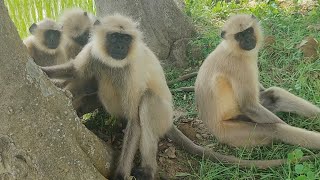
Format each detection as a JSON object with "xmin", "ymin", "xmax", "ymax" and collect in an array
[
  {"xmin": 66, "ymin": 43, "xmax": 83, "ymax": 59},
  {"xmin": 97, "ymin": 78, "xmax": 125, "ymax": 118},
  {"xmin": 33, "ymin": 48, "xmax": 57, "ymax": 66}
]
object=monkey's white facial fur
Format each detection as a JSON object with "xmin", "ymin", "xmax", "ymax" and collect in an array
[
  {"xmin": 221, "ymin": 14, "xmax": 263, "ymax": 53},
  {"xmin": 30, "ymin": 18, "xmax": 64, "ymax": 54},
  {"xmin": 91, "ymin": 14, "xmax": 142, "ymax": 68},
  {"xmin": 60, "ymin": 8, "xmax": 94, "ymax": 46}
]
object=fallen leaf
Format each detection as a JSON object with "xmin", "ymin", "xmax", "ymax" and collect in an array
[
  {"xmin": 264, "ymin": 35, "xmax": 276, "ymax": 46},
  {"xmin": 196, "ymin": 133, "xmax": 202, "ymax": 139},
  {"xmin": 159, "ymin": 156, "xmax": 166, "ymax": 164},
  {"xmin": 178, "ymin": 123, "xmax": 197, "ymax": 141},
  {"xmin": 164, "ymin": 146, "xmax": 177, "ymax": 159},
  {"xmin": 296, "ymin": 37, "xmax": 319, "ymax": 59}
]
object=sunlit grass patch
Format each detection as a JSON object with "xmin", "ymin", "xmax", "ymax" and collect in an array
[{"xmin": 4, "ymin": 0, "xmax": 95, "ymax": 38}]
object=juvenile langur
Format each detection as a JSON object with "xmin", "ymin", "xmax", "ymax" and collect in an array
[
  {"xmin": 195, "ymin": 14, "xmax": 320, "ymax": 149},
  {"xmin": 57, "ymin": 8, "xmax": 101, "ymax": 115},
  {"xmin": 23, "ymin": 18, "xmax": 67, "ymax": 66},
  {"xmin": 42, "ymin": 15, "xmax": 300, "ymax": 179},
  {"xmin": 59, "ymin": 8, "xmax": 97, "ymax": 59}
]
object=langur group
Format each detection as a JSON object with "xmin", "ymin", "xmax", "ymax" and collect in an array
[{"xmin": 23, "ymin": 6, "xmax": 320, "ymax": 180}]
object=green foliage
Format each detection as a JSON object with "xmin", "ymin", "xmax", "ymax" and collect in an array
[
  {"xmin": 4, "ymin": 0, "xmax": 96, "ymax": 38},
  {"xmin": 82, "ymin": 109, "xmax": 121, "ymax": 137},
  {"xmin": 287, "ymin": 149, "xmax": 318, "ymax": 180}
]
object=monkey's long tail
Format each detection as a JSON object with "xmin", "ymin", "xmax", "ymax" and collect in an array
[{"xmin": 166, "ymin": 126, "xmax": 318, "ymax": 169}]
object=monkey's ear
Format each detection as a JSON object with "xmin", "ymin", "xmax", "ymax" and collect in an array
[
  {"xmin": 94, "ymin": 20, "xmax": 101, "ymax": 26},
  {"xmin": 84, "ymin": 11, "xmax": 88, "ymax": 16},
  {"xmin": 251, "ymin": 15, "xmax": 256, "ymax": 19},
  {"xmin": 220, "ymin": 31, "xmax": 226, "ymax": 39},
  {"xmin": 29, "ymin": 23, "xmax": 37, "ymax": 34}
]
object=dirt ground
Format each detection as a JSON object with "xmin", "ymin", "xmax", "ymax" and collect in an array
[{"xmin": 84, "ymin": 109, "xmax": 214, "ymax": 180}]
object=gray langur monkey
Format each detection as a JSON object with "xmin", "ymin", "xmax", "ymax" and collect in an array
[
  {"xmin": 59, "ymin": 8, "xmax": 97, "ymax": 59},
  {"xmin": 23, "ymin": 18, "xmax": 67, "ymax": 66},
  {"xmin": 57, "ymin": 8, "xmax": 101, "ymax": 116},
  {"xmin": 41, "ymin": 14, "xmax": 300, "ymax": 179},
  {"xmin": 195, "ymin": 14, "xmax": 320, "ymax": 149}
]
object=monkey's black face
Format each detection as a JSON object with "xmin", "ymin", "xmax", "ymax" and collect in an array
[
  {"xmin": 106, "ymin": 32, "xmax": 132, "ymax": 60},
  {"xmin": 234, "ymin": 27, "xmax": 256, "ymax": 51},
  {"xmin": 73, "ymin": 30, "xmax": 90, "ymax": 46},
  {"xmin": 44, "ymin": 30, "xmax": 61, "ymax": 49}
]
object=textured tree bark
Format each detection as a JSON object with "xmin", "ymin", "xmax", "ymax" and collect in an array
[
  {"xmin": 95, "ymin": 0, "xmax": 196, "ymax": 67},
  {"xmin": 0, "ymin": 2, "xmax": 113, "ymax": 180}
]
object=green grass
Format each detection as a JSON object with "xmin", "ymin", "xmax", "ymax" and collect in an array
[
  {"xmin": 164, "ymin": 0, "xmax": 320, "ymax": 179},
  {"xmin": 4, "ymin": 0, "xmax": 96, "ymax": 38}
]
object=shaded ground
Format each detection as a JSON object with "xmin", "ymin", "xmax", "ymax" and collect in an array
[{"xmin": 82, "ymin": 108, "xmax": 218, "ymax": 179}]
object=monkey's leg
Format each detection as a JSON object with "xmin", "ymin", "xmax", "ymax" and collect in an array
[
  {"xmin": 274, "ymin": 123, "xmax": 320, "ymax": 149},
  {"xmin": 260, "ymin": 87, "xmax": 320, "ymax": 117},
  {"xmin": 135, "ymin": 124, "xmax": 158, "ymax": 180},
  {"xmin": 220, "ymin": 120, "xmax": 320, "ymax": 149},
  {"xmin": 134, "ymin": 91, "xmax": 173, "ymax": 179},
  {"xmin": 219, "ymin": 120, "xmax": 273, "ymax": 147},
  {"xmin": 114, "ymin": 119, "xmax": 141, "ymax": 179}
]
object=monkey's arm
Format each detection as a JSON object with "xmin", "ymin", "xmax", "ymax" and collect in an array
[
  {"xmin": 231, "ymin": 80, "xmax": 286, "ymax": 124},
  {"xmin": 242, "ymin": 103, "xmax": 287, "ymax": 124},
  {"xmin": 41, "ymin": 62, "xmax": 76, "ymax": 79}
]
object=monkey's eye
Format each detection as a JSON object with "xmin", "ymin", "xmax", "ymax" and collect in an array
[
  {"xmin": 123, "ymin": 34, "xmax": 131, "ymax": 41},
  {"xmin": 245, "ymin": 27, "xmax": 254, "ymax": 33},
  {"xmin": 234, "ymin": 33, "xmax": 241, "ymax": 40}
]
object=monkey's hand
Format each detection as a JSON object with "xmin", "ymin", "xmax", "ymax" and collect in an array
[
  {"xmin": 242, "ymin": 104, "xmax": 287, "ymax": 124},
  {"xmin": 41, "ymin": 62, "xmax": 76, "ymax": 79}
]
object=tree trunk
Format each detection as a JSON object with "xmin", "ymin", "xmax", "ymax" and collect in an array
[
  {"xmin": 95, "ymin": 0, "xmax": 196, "ymax": 67},
  {"xmin": 0, "ymin": 2, "xmax": 113, "ymax": 180}
]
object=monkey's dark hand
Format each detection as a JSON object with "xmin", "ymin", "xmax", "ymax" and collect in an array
[{"xmin": 260, "ymin": 89, "xmax": 279, "ymax": 112}]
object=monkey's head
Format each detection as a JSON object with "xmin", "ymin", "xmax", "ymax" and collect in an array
[
  {"xmin": 221, "ymin": 14, "xmax": 263, "ymax": 52},
  {"xmin": 92, "ymin": 14, "xmax": 142, "ymax": 68},
  {"xmin": 60, "ymin": 8, "xmax": 96, "ymax": 46},
  {"xmin": 29, "ymin": 18, "xmax": 63, "ymax": 54}
]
